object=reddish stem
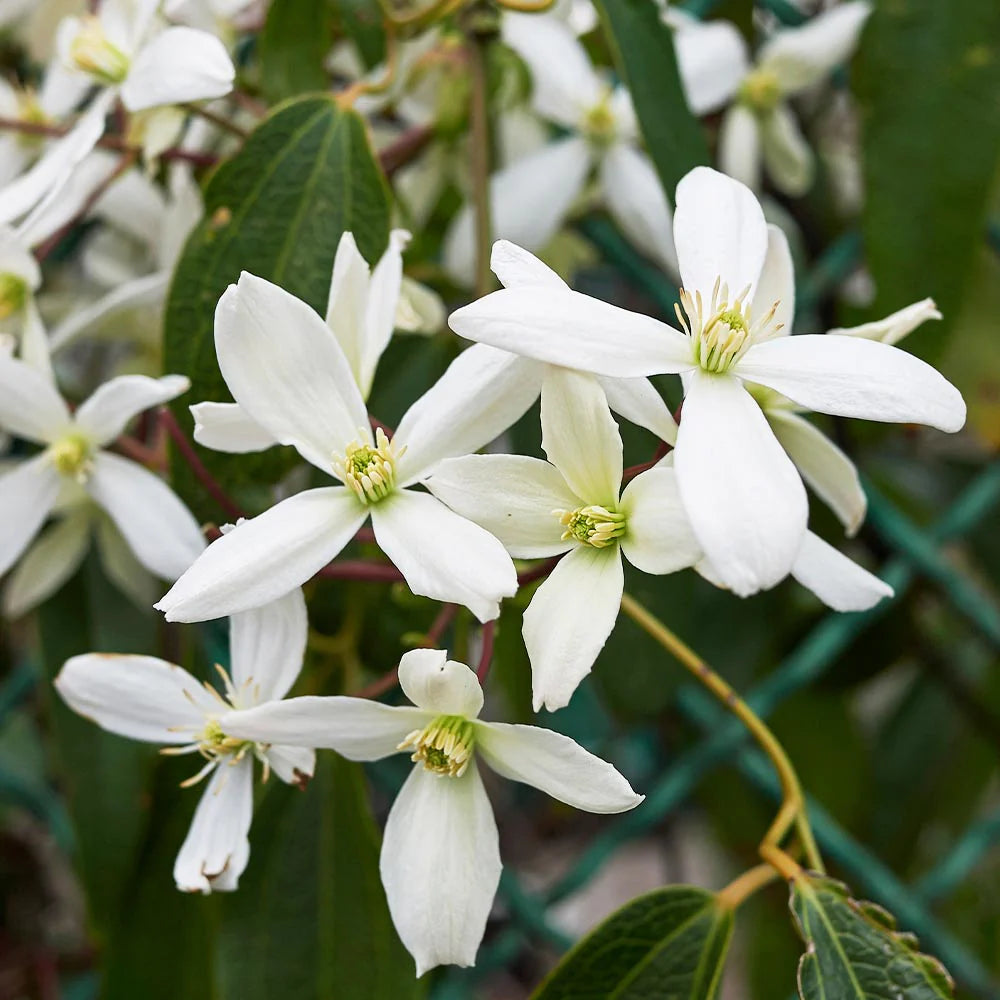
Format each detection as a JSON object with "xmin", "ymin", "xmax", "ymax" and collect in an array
[
  {"xmin": 379, "ymin": 125, "xmax": 433, "ymax": 178},
  {"xmin": 622, "ymin": 439, "xmax": 673, "ymax": 484},
  {"xmin": 518, "ymin": 554, "xmax": 562, "ymax": 586},
  {"xmin": 315, "ymin": 560, "xmax": 404, "ymax": 582},
  {"xmin": 369, "ymin": 415, "xmax": 395, "ymax": 438},
  {"xmin": 476, "ymin": 620, "xmax": 495, "ymax": 683},
  {"xmin": 114, "ymin": 435, "xmax": 166, "ymax": 471}
]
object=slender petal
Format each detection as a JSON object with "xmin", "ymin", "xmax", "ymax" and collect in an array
[
  {"xmin": 18, "ymin": 299, "xmax": 52, "ymax": 378},
  {"xmin": 829, "ymin": 298, "xmax": 941, "ymax": 346},
  {"xmin": 190, "ymin": 401, "xmax": 277, "ymax": 453},
  {"xmin": 767, "ymin": 409, "xmax": 866, "ymax": 534},
  {"xmin": 394, "ymin": 344, "xmax": 542, "ymax": 485},
  {"xmin": 0, "ymin": 455, "xmax": 60, "ymax": 575},
  {"xmin": 540, "ymin": 368, "xmax": 622, "ymax": 507},
  {"xmin": 476, "ymin": 722, "xmax": 642, "ymax": 813},
  {"xmin": 264, "ymin": 744, "xmax": 315, "ymax": 786},
  {"xmin": 673, "ymin": 166, "xmax": 768, "ymax": 298},
  {"xmin": 361, "ymin": 229, "xmax": 410, "ymax": 397},
  {"xmin": 760, "ymin": 104, "xmax": 814, "ymax": 197},
  {"xmin": 55, "ymin": 653, "xmax": 217, "ymax": 743},
  {"xmin": 173, "ymin": 756, "xmax": 253, "ymax": 893},
  {"xmin": 122, "ymin": 26, "xmax": 235, "ymax": 111},
  {"xmin": 523, "ymin": 544, "xmax": 624, "ymax": 712},
  {"xmin": 427, "ymin": 454, "xmax": 576, "ymax": 558},
  {"xmin": 673, "ymin": 16, "xmax": 750, "ymax": 115},
  {"xmin": 619, "ymin": 466, "xmax": 701, "ymax": 575},
  {"xmin": 600, "ymin": 143, "xmax": 678, "ymax": 277},
  {"xmin": 215, "ymin": 273, "xmax": 371, "ymax": 472},
  {"xmin": 753, "ymin": 224, "xmax": 796, "ymax": 338},
  {"xmin": 3, "ymin": 508, "xmax": 90, "ymax": 618},
  {"xmin": 717, "ymin": 105, "xmax": 762, "ymax": 193},
  {"xmin": 325, "ymin": 230, "xmax": 372, "ymax": 392},
  {"xmin": 673, "ymin": 370, "xmax": 807, "ymax": 595},
  {"xmin": 0, "ymin": 355, "xmax": 71, "ymax": 443},
  {"xmin": 87, "ymin": 452, "xmax": 204, "ymax": 581},
  {"xmin": 380, "ymin": 762, "xmax": 500, "ymax": 976},
  {"xmin": 370, "ymin": 490, "xmax": 516, "ymax": 623},
  {"xmin": 74, "ymin": 374, "xmax": 189, "ymax": 446},
  {"xmin": 791, "ymin": 530, "xmax": 893, "ymax": 612},
  {"xmin": 157, "ymin": 487, "xmax": 367, "ymax": 622},
  {"xmin": 491, "ymin": 239, "xmax": 567, "ymax": 290},
  {"xmin": 229, "ymin": 588, "xmax": 307, "ymax": 702},
  {"xmin": 736, "ymin": 334, "xmax": 967, "ymax": 432},
  {"xmin": 598, "ymin": 376, "xmax": 678, "ymax": 445},
  {"xmin": 222, "ymin": 695, "xmax": 426, "ymax": 758},
  {"xmin": 398, "ymin": 649, "xmax": 484, "ymax": 718},
  {"xmin": 449, "ymin": 286, "xmax": 693, "ymax": 378}
]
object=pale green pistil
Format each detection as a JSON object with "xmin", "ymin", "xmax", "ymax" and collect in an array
[
  {"xmin": 556, "ymin": 505, "xmax": 627, "ymax": 548},
  {"xmin": 49, "ymin": 433, "xmax": 94, "ymax": 483},
  {"xmin": 582, "ymin": 98, "xmax": 617, "ymax": 147},
  {"xmin": 0, "ymin": 273, "xmax": 28, "ymax": 321},
  {"xmin": 398, "ymin": 714, "xmax": 476, "ymax": 778},
  {"xmin": 739, "ymin": 68, "xmax": 782, "ymax": 114},
  {"xmin": 70, "ymin": 17, "xmax": 131, "ymax": 84}
]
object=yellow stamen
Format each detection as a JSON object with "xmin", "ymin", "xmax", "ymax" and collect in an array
[{"xmin": 398, "ymin": 715, "xmax": 476, "ymax": 778}]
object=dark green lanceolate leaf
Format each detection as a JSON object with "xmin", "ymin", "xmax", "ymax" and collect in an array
[
  {"xmin": 259, "ymin": 0, "xmax": 333, "ymax": 103},
  {"xmin": 163, "ymin": 96, "xmax": 391, "ymax": 516},
  {"xmin": 217, "ymin": 755, "xmax": 420, "ymax": 1000},
  {"xmin": 594, "ymin": 0, "xmax": 708, "ymax": 204},
  {"xmin": 531, "ymin": 885, "xmax": 733, "ymax": 1000},
  {"xmin": 791, "ymin": 873, "xmax": 954, "ymax": 1000},
  {"xmin": 853, "ymin": 0, "xmax": 1000, "ymax": 358}
]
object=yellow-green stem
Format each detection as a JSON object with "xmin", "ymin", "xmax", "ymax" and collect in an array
[
  {"xmin": 716, "ymin": 862, "xmax": 782, "ymax": 909},
  {"xmin": 619, "ymin": 592, "xmax": 824, "ymax": 874}
]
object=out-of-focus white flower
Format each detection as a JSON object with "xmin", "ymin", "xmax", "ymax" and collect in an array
[
  {"xmin": 829, "ymin": 298, "xmax": 941, "ymax": 347},
  {"xmin": 429, "ymin": 368, "xmax": 699, "ymax": 710},
  {"xmin": 220, "ymin": 647, "xmax": 642, "ymax": 972},
  {"xmin": 55, "ymin": 589, "xmax": 315, "ymax": 893},
  {"xmin": 0, "ymin": 225, "xmax": 50, "ymax": 374},
  {"xmin": 448, "ymin": 168, "xmax": 965, "ymax": 597},
  {"xmin": 444, "ymin": 13, "xmax": 678, "ymax": 286},
  {"xmin": 157, "ymin": 271, "xmax": 539, "ymax": 624},
  {"xmin": 0, "ymin": 360, "xmax": 205, "ymax": 594}
]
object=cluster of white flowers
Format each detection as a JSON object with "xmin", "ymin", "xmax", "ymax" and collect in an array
[{"xmin": 0, "ymin": 0, "xmax": 968, "ymax": 979}]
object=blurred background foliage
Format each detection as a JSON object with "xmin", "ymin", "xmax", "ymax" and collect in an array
[{"xmin": 0, "ymin": 0, "xmax": 999, "ymax": 997}]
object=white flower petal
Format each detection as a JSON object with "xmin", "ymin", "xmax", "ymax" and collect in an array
[
  {"xmin": 325, "ymin": 230, "xmax": 371, "ymax": 393},
  {"xmin": 264, "ymin": 744, "xmax": 315, "ymax": 786},
  {"xmin": 737, "ymin": 335, "xmax": 967, "ymax": 433},
  {"xmin": 753, "ymin": 224, "xmax": 796, "ymax": 337},
  {"xmin": 791, "ymin": 530, "xmax": 892, "ymax": 612},
  {"xmin": 220, "ymin": 697, "xmax": 427, "ymax": 758},
  {"xmin": 95, "ymin": 515, "xmax": 158, "ymax": 610},
  {"xmin": 3, "ymin": 507, "xmax": 90, "ymax": 618},
  {"xmin": 717, "ymin": 105, "xmax": 762, "ymax": 193},
  {"xmin": 491, "ymin": 239, "xmax": 567, "ymax": 290},
  {"xmin": 173, "ymin": 756, "xmax": 253, "ymax": 894},
  {"xmin": 523, "ymin": 544, "xmax": 624, "ymax": 712},
  {"xmin": 54, "ymin": 653, "xmax": 215, "ymax": 743},
  {"xmin": 156, "ymin": 487, "xmax": 367, "ymax": 623},
  {"xmin": 598, "ymin": 376, "xmax": 678, "ymax": 444},
  {"xmin": 74, "ymin": 374, "xmax": 189, "ymax": 446},
  {"xmin": 600, "ymin": 143, "xmax": 678, "ymax": 277},
  {"xmin": 0, "ymin": 355, "xmax": 71, "ymax": 443},
  {"xmin": 215, "ymin": 273, "xmax": 371, "ymax": 473},
  {"xmin": 190, "ymin": 401, "xmax": 278, "ymax": 454},
  {"xmin": 18, "ymin": 299, "xmax": 52, "ymax": 379},
  {"xmin": 674, "ymin": 17, "xmax": 750, "ymax": 115},
  {"xmin": 761, "ymin": 104, "xmax": 814, "ymax": 197},
  {"xmin": 398, "ymin": 649, "xmax": 484, "ymax": 718},
  {"xmin": 361, "ymin": 229, "xmax": 410, "ymax": 397},
  {"xmin": 673, "ymin": 370, "xmax": 807, "ymax": 595},
  {"xmin": 122, "ymin": 26, "xmax": 235, "ymax": 112},
  {"xmin": 443, "ymin": 137, "xmax": 592, "ymax": 288},
  {"xmin": 381, "ymin": 762, "xmax": 500, "ymax": 976},
  {"xmin": 87, "ymin": 452, "xmax": 204, "ymax": 581},
  {"xmin": 427, "ymin": 454, "xmax": 576, "ymax": 558},
  {"xmin": 829, "ymin": 298, "xmax": 941, "ymax": 346},
  {"xmin": 540, "ymin": 368, "xmax": 622, "ymax": 507},
  {"xmin": 229, "ymin": 588, "xmax": 307, "ymax": 702},
  {"xmin": 449, "ymin": 286, "xmax": 693, "ymax": 378},
  {"xmin": 759, "ymin": 1, "xmax": 872, "ymax": 95},
  {"xmin": 394, "ymin": 344, "xmax": 543, "ymax": 485},
  {"xmin": 768, "ymin": 409, "xmax": 866, "ymax": 535},
  {"xmin": 619, "ymin": 466, "xmax": 701, "ymax": 575},
  {"xmin": 476, "ymin": 721, "xmax": 642, "ymax": 813},
  {"xmin": 0, "ymin": 455, "xmax": 60, "ymax": 575},
  {"xmin": 370, "ymin": 490, "xmax": 516, "ymax": 623},
  {"xmin": 673, "ymin": 166, "xmax": 768, "ymax": 298}
]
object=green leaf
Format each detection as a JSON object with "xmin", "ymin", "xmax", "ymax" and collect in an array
[
  {"xmin": 853, "ymin": 0, "xmax": 1000, "ymax": 357},
  {"xmin": 531, "ymin": 885, "xmax": 733, "ymax": 999},
  {"xmin": 259, "ymin": 0, "xmax": 333, "ymax": 103},
  {"xmin": 791, "ymin": 873, "xmax": 955, "ymax": 1000},
  {"xmin": 333, "ymin": 0, "xmax": 386, "ymax": 70},
  {"xmin": 216, "ymin": 755, "xmax": 420, "ymax": 999},
  {"xmin": 594, "ymin": 0, "xmax": 708, "ymax": 204},
  {"xmin": 164, "ymin": 95, "xmax": 391, "ymax": 516}
]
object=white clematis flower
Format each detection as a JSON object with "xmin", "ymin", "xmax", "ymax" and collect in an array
[
  {"xmin": 443, "ymin": 12, "xmax": 678, "ymax": 286},
  {"xmin": 829, "ymin": 297, "xmax": 942, "ymax": 347},
  {"xmin": 428, "ymin": 368, "xmax": 699, "ymax": 711},
  {"xmin": 448, "ymin": 168, "xmax": 966, "ymax": 597},
  {"xmin": 0, "ymin": 359, "xmax": 205, "ymax": 590},
  {"xmin": 0, "ymin": 225, "xmax": 50, "ymax": 375},
  {"xmin": 54, "ymin": 588, "xmax": 315, "ymax": 893},
  {"xmin": 219, "ymin": 647, "xmax": 643, "ymax": 973},
  {"xmin": 157, "ymin": 271, "xmax": 538, "ymax": 624}
]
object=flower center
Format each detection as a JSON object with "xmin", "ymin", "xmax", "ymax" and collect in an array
[
  {"xmin": 13, "ymin": 89, "xmax": 49, "ymax": 149},
  {"xmin": 555, "ymin": 504, "xmax": 627, "ymax": 548},
  {"xmin": 69, "ymin": 16, "xmax": 131, "ymax": 84},
  {"xmin": 582, "ymin": 94, "xmax": 617, "ymax": 147},
  {"xmin": 334, "ymin": 427, "xmax": 403, "ymax": 505},
  {"xmin": 675, "ymin": 277, "xmax": 782, "ymax": 375},
  {"xmin": 48, "ymin": 433, "xmax": 94, "ymax": 483},
  {"xmin": 739, "ymin": 68, "xmax": 782, "ymax": 114},
  {"xmin": 398, "ymin": 714, "xmax": 476, "ymax": 778},
  {"xmin": 0, "ymin": 273, "xmax": 28, "ymax": 321}
]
